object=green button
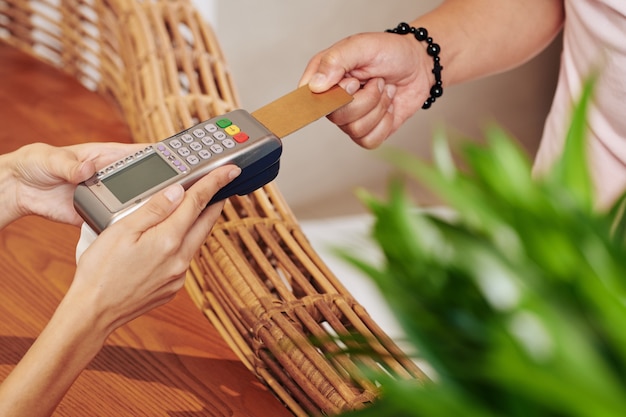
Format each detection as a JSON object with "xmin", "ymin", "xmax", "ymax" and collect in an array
[{"xmin": 216, "ymin": 118, "xmax": 232, "ymax": 128}]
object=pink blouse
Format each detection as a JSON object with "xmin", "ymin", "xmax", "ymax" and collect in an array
[{"xmin": 534, "ymin": 0, "xmax": 626, "ymax": 208}]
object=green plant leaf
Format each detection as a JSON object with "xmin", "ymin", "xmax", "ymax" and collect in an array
[
  {"xmin": 338, "ymin": 75, "xmax": 626, "ymax": 417},
  {"xmin": 545, "ymin": 76, "xmax": 596, "ymax": 211}
]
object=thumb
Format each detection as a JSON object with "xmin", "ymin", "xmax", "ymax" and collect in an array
[
  {"xmin": 117, "ymin": 184, "xmax": 184, "ymax": 234},
  {"xmin": 300, "ymin": 56, "xmax": 349, "ymax": 94},
  {"xmin": 47, "ymin": 147, "xmax": 97, "ymax": 185},
  {"xmin": 299, "ymin": 35, "xmax": 376, "ymax": 93},
  {"xmin": 72, "ymin": 160, "xmax": 97, "ymax": 184},
  {"xmin": 299, "ymin": 44, "xmax": 353, "ymax": 93},
  {"xmin": 300, "ymin": 33, "xmax": 397, "ymax": 95}
]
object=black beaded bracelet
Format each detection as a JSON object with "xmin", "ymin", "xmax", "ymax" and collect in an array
[{"xmin": 386, "ymin": 22, "xmax": 443, "ymax": 109}]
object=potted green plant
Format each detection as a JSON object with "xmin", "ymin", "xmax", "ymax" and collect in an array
[{"xmin": 339, "ymin": 78, "xmax": 626, "ymax": 417}]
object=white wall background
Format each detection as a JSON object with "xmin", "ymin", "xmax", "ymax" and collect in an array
[
  {"xmin": 195, "ymin": 1, "xmax": 561, "ymax": 219},
  {"xmin": 191, "ymin": 0, "xmax": 217, "ymax": 29},
  {"xmin": 191, "ymin": 0, "xmax": 562, "ymax": 348}
]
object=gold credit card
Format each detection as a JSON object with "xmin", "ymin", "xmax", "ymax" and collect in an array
[{"xmin": 251, "ymin": 85, "xmax": 353, "ymax": 139}]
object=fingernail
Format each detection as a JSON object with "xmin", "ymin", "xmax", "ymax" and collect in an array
[
  {"xmin": 345, "ymin": 79, "xmax": 360, "ymax": 95},
  {"xmin": 164, "ymin": 184, "xmax": 184, "ymax": 203},
  {"xmin": 377, "ymin": 79, "xmax": 384, "ymax": 93},
  {"xmin": 229, "ymin": 166, "xmax": 242, "ymax": 180},
  {"xmin": 309, "ymin": 73, "xmax": 326, "ymax": 89},
  {"xmin": 76, "ymin": 161, "xmax": 95, "ymax": 182},
  {"xmin": 385, "ymin": 84, "xmax": 397, "ymax": 99}
]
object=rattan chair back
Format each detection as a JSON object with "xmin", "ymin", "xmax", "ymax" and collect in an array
[{"xmin": 0, "ymin": 1, "xmax": 427, "ymax": 415}]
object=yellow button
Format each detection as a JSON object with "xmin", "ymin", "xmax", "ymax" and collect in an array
[{"xmin": 225, "ymin": 125, "xmax": 240, "ymax": 136}]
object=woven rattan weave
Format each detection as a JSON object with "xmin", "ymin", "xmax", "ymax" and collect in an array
[{"xmin": 0, "ymin": 0, "xmax": 426, "ymax": 415}]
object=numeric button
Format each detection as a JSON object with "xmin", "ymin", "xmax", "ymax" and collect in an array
[
  {"xmin": 210, "ymin": 144, "xmax": 224, "ymax": 154},
  {"xmin": 204, "ymin": 123, "xmax": 217, "ymax": 133}
]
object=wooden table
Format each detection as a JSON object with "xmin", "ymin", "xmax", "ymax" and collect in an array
[{"xmin": 0, "ymin": 41, "xmax": 292, "ymax": 417}]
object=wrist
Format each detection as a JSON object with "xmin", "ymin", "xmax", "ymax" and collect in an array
[
  {"xmin": 52, "ymin": 290, "xmax": 110, "ymax": 352},
  {"xmin": 387, "ymin": 22, "xmax": 444, "ymax": 109},
  {"xmin": 59, "ymin": 283, "xmax": 117, "ymax": 345},
  {"xmin": 0, "ymin": 152, "xmax": 21, "ymax": 228}
]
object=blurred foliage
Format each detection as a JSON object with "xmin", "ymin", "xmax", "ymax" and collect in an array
[{"xmin": 339, "ymin": 78, "xmax": 626, "ymax": 417}]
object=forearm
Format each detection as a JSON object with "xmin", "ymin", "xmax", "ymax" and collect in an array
[
  {"xmin": 412, "ymin": 0, "xmax": 564, "ymax": 86},
  {"xmin": 0, "ymin": 293, "xmax": 107, "ymax": 416}
]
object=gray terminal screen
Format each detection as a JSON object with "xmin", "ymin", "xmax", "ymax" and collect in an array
[{"xmin": 102, "ymin": 153, "xmax": 178, "ymax": 204}]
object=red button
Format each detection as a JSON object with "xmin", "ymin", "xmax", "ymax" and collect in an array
[{"xmin": 233, "ymin": 132, "xmax": 249, "ymax": 143}]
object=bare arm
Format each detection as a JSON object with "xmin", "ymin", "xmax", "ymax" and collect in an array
[
  {"xmin": 0, "ymin": 164, "xmax": 240, "ymax": 416},
  {"xmin": 299, "ymin": 0, "xmax": 564, "ymax": 148},
  {"xmin": 412, "ymin": 0, "xmax": 565, "ymax": 86}
]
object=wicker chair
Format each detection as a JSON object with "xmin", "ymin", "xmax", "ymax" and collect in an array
[{"xmin": 0, "ymin": 0, "xmax": 426, "ymax": 415}]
